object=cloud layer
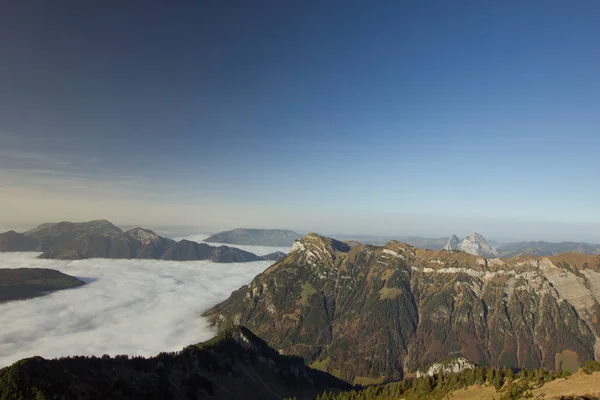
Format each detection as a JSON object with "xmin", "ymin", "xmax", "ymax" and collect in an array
[
  {"xmin": 175, "ymin": 234, "xmax": 291, "ymax": 256},
  {"xmin": 0, "ymin": 252, "xmax": 272, "ymax": 368}
]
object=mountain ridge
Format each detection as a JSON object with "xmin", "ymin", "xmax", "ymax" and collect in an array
[
  {"xmin": 0, "ymin": 325, "xmax": 349, "ymax": 400},
  {"xmin": 206, "ymin": 233, "xmax": 600, "ymax": 384},
  {"xmin": 0, "ymin": 221, "xmax": 272, "ymax": 263}
]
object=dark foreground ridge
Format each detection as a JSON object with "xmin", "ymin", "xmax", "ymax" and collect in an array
[
  {"xmin": 0, "ymin": 326, "xmax": 349, "ymax": 400},
  {"xmin": 0, "ymin": 220, "xmax": 275, "ymax": 263},
  {"xmin": 0, "ymin": 268, "xmax": 85, "ymax": 303}
]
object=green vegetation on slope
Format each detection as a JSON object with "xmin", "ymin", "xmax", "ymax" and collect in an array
[
  {"xmin": 0, "ymin": 326, "xmax": 349, "ymax": 400},
  {"xmin": 317, "ymin": 364, "xmax": 575, "ymax": 400}
]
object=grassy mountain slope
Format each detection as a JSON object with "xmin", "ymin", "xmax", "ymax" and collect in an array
[{"xmin": 206, "ymin": 234, "xmax": 600, "ymax": 384}]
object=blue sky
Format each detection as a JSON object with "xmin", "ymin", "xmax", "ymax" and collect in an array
[{"xmin": 1, "ymin": 1, "xmax": 599, "ymax": 241}]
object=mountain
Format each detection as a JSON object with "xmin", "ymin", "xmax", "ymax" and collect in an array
[
  {"xmin": 261, "ymin": 251, "xmax": 288, "ymax": 261},
  {"xmin": 498, "ymin": 241, "xmax": 600, "ymax": 258},
  {"xmin": 458, "ymin": 232, "xmax": 498, "ymax": 257},
  {"xmin": 0, "ymin": 220, "xmax": 264, "ymax": 263},
  {"xmin": 441, "ymin": 233, "xmax": 499, "ymax": 256},
  {"xmin": 0, "ymin": 231, "xmax": 40, "ymax": 252},
  {"xmin": 206, "ymin": 233, "xmax": 600, "ymax": 384},
  {"xmin": 0, "ymin": 326, "xmax": 349, "ymax": 400},
  {"xmin": 443, "ymin": 234, "xmax": 461, "ymax": 250},
  {"xmin": 0, "ymin": 268, "xmax": 85, "ymax": 303},
  {"xmin": 161, "ymin": 240, "xmax": 262, "ymax": 262},
  {"xmin": 205, "ymin": 228, "xmax": 302, "ymax": 246}
]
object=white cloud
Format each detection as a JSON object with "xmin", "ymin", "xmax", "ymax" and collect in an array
[
  {"xmin": 174, "ymin": 234, "xmax": 291, "ymax": 256},
  {"xmin": 0, "ymin": 252, "xmax": 271, "ymax": 368}
]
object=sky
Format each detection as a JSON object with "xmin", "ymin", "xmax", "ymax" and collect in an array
[{"xmin": 1, "ymin": 1, "xmax": 600, "ymax": 241}]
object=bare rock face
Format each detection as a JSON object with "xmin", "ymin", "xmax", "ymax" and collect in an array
[
  {"xmin": 416, "ymin": 357, "xmax": 476, "ymax": 377},
  {"xmin": 205, "ymin": 234, "xmax": 600, "ymax": 384},
  {"xmin": 458, "ymin": 232, "xmax": 499, "ymax": 257},
  {"xmin": 443, "ymin": 234, "xmax": 461, "ymax": 250}
]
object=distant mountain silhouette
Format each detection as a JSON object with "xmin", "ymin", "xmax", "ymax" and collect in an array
[
  {"xmin": 205, "ymin": 228, "xmax": 301, "ymax": 246},
  {"xmin": 0, "ymin": 220, "xmax": 264, "ymax": 263}
]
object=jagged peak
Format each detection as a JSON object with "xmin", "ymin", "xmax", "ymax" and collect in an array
[
  {"xmin": 466, "ymin": 232, "xmax": 486, "ymax": 240},
  {"xmin": 124, "ymin": 227, "xmax": 160, "ymax": 243},
  {"xmin": 443, "ymin": 234, "xmax": 462, "ymax": 251},
  {"xmin": 289, "ymin": 234, "xmax": 351, "ymax": 267},
  {"xmin": 292, "ymin": 233, "xmax": 350, "ymax": 253},
  {"xmin": 459, "ymin": 232, "xmax": 498, "ymax": 257},
  {"xmin": 384, "ymin": 240, "xmax": 415, "ymax": 255}
]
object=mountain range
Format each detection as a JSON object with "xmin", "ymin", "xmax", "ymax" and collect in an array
[
  {"xmin": 335, "ymin": 233, "xmax": 600, "ymax": 258},
  {"xmin": 0, "ymin": 220, "xmax": 285, "ymax": 262},
  {"xmin": 205, "ymin": 228, "xmax": 302, "ymax": 247},
  {"xmin": 497, "ymin": 241, "xmax": 600, "ymax": 258},
  {"xmin": 206, "ymin": 233, "xmax": 600, "ymax": 384}
]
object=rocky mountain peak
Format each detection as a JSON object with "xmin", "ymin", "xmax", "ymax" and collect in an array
[
  {"xmin": 124, "ymin": 227, "xmax": 160, "ymax": 244},
  {"xmin": 291, "ymin": 233, "xmax": 351, "ymax": 255},
  {"xmin": 443, "ymin": 234, "xmax": 461, "ymax": 250},
  {"xmin": 459, "ymin": 232, "xmax": 498, "ymax": 257}
]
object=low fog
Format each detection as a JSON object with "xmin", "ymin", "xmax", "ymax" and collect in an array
[
  {"xmin": 0, "ymin": 252, "xmax": 277, "ymax": 368},
  {"xmin": 175, "ymin": 233, "xmax": 291, "ymax": 256}
]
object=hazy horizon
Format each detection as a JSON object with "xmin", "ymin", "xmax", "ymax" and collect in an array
[
  {"xmin": 2, "ymin": 2, "xmax": 599, "ymax": 243},
  {"xmin": 1, "ymin": 217, "xmax": 599, "ymax": 244}
]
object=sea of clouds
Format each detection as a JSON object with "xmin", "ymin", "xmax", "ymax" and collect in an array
[
  {"xmin": 174, "ymin": 233, "xmax": 291, "ymax": 256},
  {"xmin": 0, "ymin": 251, "xmax": 278, "ymax": 368}
]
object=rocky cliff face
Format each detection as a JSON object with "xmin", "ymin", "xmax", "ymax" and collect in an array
[
  {"xmin": 443, "ymin": 234, "xmax": 461, "ymax": 250},
  {"xmin": 458, "ymin": 232, "xmax": 499, "ymax": 257},
  {"xmin": 0, "ymin": 268, "xmax": 85, "ymax": 303},
  {"xmin": 416, "ymin": 357, "xmax": 475, "ymax": 377},
  {"xmin": 206, "ymin": 234, "xmax": 600, "ymax": 384}
]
